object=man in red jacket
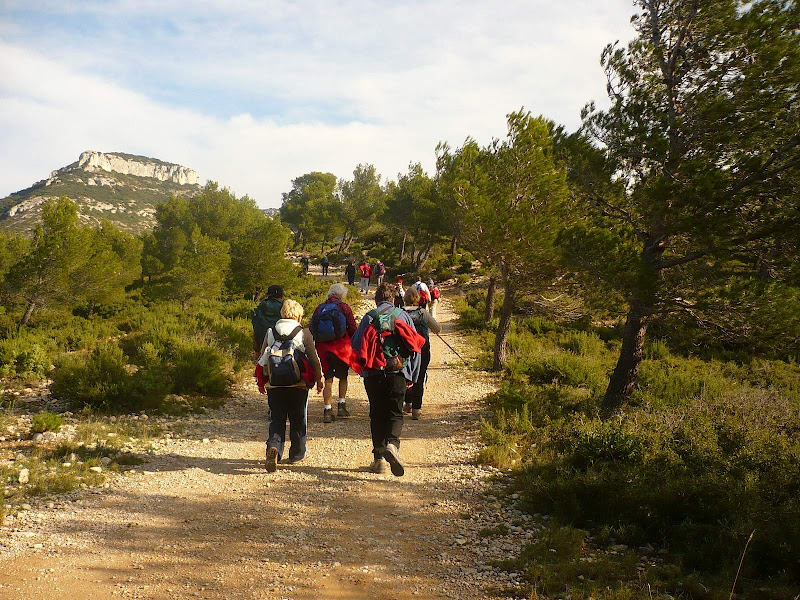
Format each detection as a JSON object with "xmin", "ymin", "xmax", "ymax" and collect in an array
[{"xmin": 310, "ymin": 283, "xmax": 358, "ymax": 423}]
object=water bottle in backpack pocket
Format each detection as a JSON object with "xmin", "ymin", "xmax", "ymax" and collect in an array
[
  {"xmin": 266, "ymin": 325, "xmax": 305, "ymax": 386},
  {"xmin": 311, "ymin": 301, "xmax": 347, "ymax": 342}
]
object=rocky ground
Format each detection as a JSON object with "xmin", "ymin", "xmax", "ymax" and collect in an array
[{"xmin": 0, "ymin": 295, "xmax": 542, "ymax": 599}]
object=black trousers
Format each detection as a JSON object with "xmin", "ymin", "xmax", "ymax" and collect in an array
[
  {"xmin": 322, "ymin": 264, "xmax": 329, "ymax": 276},
  {"xmin": 405, "ymin": 340, "xmax": 430, "ymax": 409},
  {"xmin": 267, "ymin": 387, "xmax": 309, "ymax": 461},
  {"xmin": 363, "ymin": 373, "xmax": 407, "ymax": 458}
]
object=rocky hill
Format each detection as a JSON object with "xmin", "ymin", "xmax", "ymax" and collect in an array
[{"xmin": 0, "ymin": 151, "xmax": 203, "ymax": 235}]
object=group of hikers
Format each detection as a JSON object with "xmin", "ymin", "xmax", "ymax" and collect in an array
[{"xmin": 251, "ymin": 266, "xmax": 442, "ymax": 477}]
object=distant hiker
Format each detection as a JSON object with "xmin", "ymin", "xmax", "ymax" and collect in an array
[
  {"xmin": 359, "ymin": 261, "xmax": 372, "ymax": 294},
  {"xmin": 321, "ymin": 254, "xmax": 330, "ymax": 277},
  {"xmin": 428, "ymin": 278, "xmax": 441, "ymax": 318},
  {"xmin": 344, "ymin": 260, "xmax": 356, "ymax": 286},
  {"xmin": 403, "ymin": 286, "xmax": 441, "ymax": 420},
  {"xmin": 255, "ymin": 299, "xmax": 323, "ymax": 472},
  {"xmin": 351, "ymin": 282, "xmax": 426, "ymax": 476},
  {"xmin": 413, "ymin": 279, "xmax": 431, "ymax": 308},
  {"xmin": 310, "ymin": 283, "xmax": 359, "ymax": 423},
  {"xmin": 375, "ymin": 259, "xmax": 386, "ymax": 286},
  {"xmin": 300, "ymin": 256, "xmax": 310, "ymax": 274},
  {"xmin": 393, "ymin": 276, "xmax": 405, "ymax": 308},
  {"xmin": 251, "ymin": 285, "xmax": 285, "ymax": 355}
]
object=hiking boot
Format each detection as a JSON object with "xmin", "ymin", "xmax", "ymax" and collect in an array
[
  {"xmin": 383, "ymin": 443, "xmax": 405, "ymax": 477},
  {"xmin": 265, "ymin": 447, "xmax": 279, "ymax": 473},
  {"xmin": 369, "ymin": 457, "xmax": 388, "ymax": 474},
  {"xmin": 402, "ymin": 402, "xmax": 412, "ymax": 414},
  {"xmin": 337, "ymin": 402, "xmax": 351, "ymax": 418},
  {"xmin": 323, "ymin": 408, "xmax": 336, "ymax": 423},
  {"xmin": 411, "ymin": 409, "xmax": 421, "ymax": 420}
]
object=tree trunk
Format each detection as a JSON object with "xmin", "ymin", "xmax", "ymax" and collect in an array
[
  {"xmin": 485, "ymin": 276, "xmax": 497, "ymax": 322},
  {"xmin": 301, "ymin": 234, "xmax": 307, "ymax": 252},
  {"xmin": 399, "ymin": 233, "xmax": 407, "ymax": 262},
  {"xmin": 293, "ymin": 230, "xmax": 302, "ymax": 247},
  {"xmin": 601, "ymin": 305, "xmax": 651, "ymax": 415},
  {"xmin": 492, "ymin": 282, "xmax": 515, "ymax": 371},
  {"xmin": 410, "ymin": 239, "xmax": 416, "ymax": 264},
  {"xmin": 18, "ymin": 301, "xmax": 36, "ymax": 331},
  {"xmin": 450, "ymin": 235, "xmax": 457, "ymax": 257}
]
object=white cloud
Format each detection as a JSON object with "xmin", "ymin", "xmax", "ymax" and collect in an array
[{"xmin": 0, "ymin": 1, "xmax": 635, "ymax": 207}]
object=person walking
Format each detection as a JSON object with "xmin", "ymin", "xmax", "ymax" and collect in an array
[
  {"xmin": 300, "ymin": 256, "xmax": 309, "ymax": 274},
  {"xmin": 402, "ymin": 286, "xmax": 441, "ymax": 420},
  {"xmin": 257, "ymin": 299, "xmax": 323, "ymax": 472},
  {"xmin": 351, "ymin": 283, "xmax": 426, "ymax": 476},
  {"xmin": 251, "ymin": 285, "xmax": 285, "ymax": 355},
  {"xmin": 344, "ymin": 260, "xmax": 356, "ymax": 286},
  {"xmin": 321, "ymin": 254, "xmax": 330, "ymax": 277},
  {"xmin": 393, "ymin": 276, "xmax": 405, "ymax": 308},
  {"xmin": 375, "ymin": 259, "xmax": 386, "ymax": 286},
  {"xmin": 427, "ymin": 278, "xmax": 441, "ymax": 318},
  {"xmin": 310, "ymin": 283, "xmax": 358, "ymax": 423},
  {"xmin": 359, "ymin": 260, "xmax": 372, "ymax": 294},
  {"xmin": 413, "ymin": 279, "xmax": 431, "ymax": 308}
]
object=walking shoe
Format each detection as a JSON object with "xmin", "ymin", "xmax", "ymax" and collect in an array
[
  {"xmin": 411, "ymin": 409, "xmax": 421, "ymax": 420},
  {"xmin": 402, "ymin": 402, "xmax": 412, "ymax": 414},
  {"xmin": 323, "ymin": 408, "xmax": 336, "ymax": 423},
  {"xmin": 265, "ymin": 447, "xmax": 279, "ymax": 473},
  {"xmin": 369, "ymin": 457, "xmax": 388, "ymax": 474},
  {"xmin": 383, "ymin": 443, "xmax": 405, "ymax": 477},
  {"xmin": 337, "ymin": 402, "xmax": 351, "ymax": 418}
]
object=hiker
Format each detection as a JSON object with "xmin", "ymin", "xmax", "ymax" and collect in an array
[
  {"xmin": 413, "ymin": 279, "xmax": 431, "ymax": 308},
  {"xmin": 428, "ymin": 278, "xmax": 441, "ymax": 318},
  {"xmin": 351, "ymin": 282, "xmax": 426, "ymax": 476},
  {"xmin": 359, "ymin": 260, "xmax": 372, "ymax": 294},
  {"xmin": 375, "ymin": 259, "xmax": 386, "ymax": 286},
  {"xmin": 300, "ymin": 256, "xmax": 309, "ymax": 274},
  {"xmin": 403, "ymin": 286, "xmax": 441, "ymax": 420},
  {"xmin": 344, "ymin": 260, "xmax": 356, "ymax": 286},
  {"xmin": 321, "ymin": 254, "xmax": 330, "ymax": 276},
  {"xmin": 393, "ymin": 276, "xmax": 405, "ymax": 308},
  {"xmin": 255, "ymin": 299, "xmax": 323, "ymax": 472},
  {"xmin": 310, "ymin": 283, "xmax": 358, "ymax": 423},
  {"xmin": 251, "ymin": 285, "xmax": 285, "ymax": 355}
]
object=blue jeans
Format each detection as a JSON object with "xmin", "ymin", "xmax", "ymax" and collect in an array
[{"xmin": 267, "ymin": 387, "xmax": 309, "ymax": 461}]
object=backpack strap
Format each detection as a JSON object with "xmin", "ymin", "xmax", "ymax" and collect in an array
[{"xmin": 275, "ymin": 325, "xmax": 303, "ymax": 344}]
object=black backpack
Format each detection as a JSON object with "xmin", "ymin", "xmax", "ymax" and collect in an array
[
  {"xmin": 252, "ymin": 298, "xmax": 283, "ymax": 349},
  {"xmin": 407, "ymin": 307, "xmax": 430, "ymax": 341}
]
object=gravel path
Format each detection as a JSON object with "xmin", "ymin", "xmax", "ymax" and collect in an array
[{"xmin": 0, "ymin": 295, "xmax": 537, "ymax": 599}]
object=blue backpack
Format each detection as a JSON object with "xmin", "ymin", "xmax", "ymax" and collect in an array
[{"xmin": 311, "ymin": 301, "xmax": 347, "ymax": 342}]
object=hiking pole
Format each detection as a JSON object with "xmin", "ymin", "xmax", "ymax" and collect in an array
[{"xmin": 435, "ymin": 332, "xmax": 469, "ymax": 366}]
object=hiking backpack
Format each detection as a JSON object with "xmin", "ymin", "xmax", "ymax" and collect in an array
[
  {"xmin": 367, "ymin": 306, "xmax": 410, "ymax": 372},
  {"xmin": 266, "ymin": 325, "xmax": 305, "ymax": 387},
  {"xmin": 407, "ymin": 307, "xmax": 430, "ymax": 341},
  {"xmin": 431, "ymin": 287, "xmax": 440, "ymax": 300},
  {"xmin": 418, "ymin": 288, "xmax": 430, "ymax": 307},
  {"xmin": 377, "ymin": 262, "xmax": 386, "ymax": 276},
  {"xmin": 252, "ymin": 298, "xmax": 284, "ymax": 349},
  {"xmin": 311, "ymin": 301, "xmax": 347, "ymax": 342}
]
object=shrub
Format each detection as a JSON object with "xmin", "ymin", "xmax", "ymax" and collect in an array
[
  {"xmin": 170, "ymin": 340, "xmax": 230, "ymax": 397},
  {"xmin": 31, "ymin": 412, "xmax": 64, "ymax": 434},
  {"xmin": 51, "ymin": 343, "xmax": 131, "ymax": 410}
]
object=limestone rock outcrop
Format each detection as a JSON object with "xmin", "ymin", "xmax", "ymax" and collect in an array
[{"xmin": 77, "ymin": 151, "xmax": 199, "ymax": 185}]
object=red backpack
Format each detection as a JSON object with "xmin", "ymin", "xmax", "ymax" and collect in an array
[{"xmin": 432, "ymin": 287, "xmax": 440, "ymax": 300}]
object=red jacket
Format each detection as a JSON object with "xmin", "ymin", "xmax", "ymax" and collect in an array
[
  {"xmin": 311, "ymin": 297, "xmax": 360, "ymax": 375},
  {"xmin": 359, "ymin": 264, "xmax": 372, "ymax": 278},
  {"xmin": 353, "ymin": 319, "xmax": 426, "ymax": 371}
]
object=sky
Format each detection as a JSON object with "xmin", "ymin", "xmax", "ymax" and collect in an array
[{"xmin": 0, "ymin": 1, "xmax": 637, "ymax": 208}]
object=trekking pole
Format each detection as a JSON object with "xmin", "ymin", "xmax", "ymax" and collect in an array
[{"xmin": 435, "ymin": 332, "xmax": 469, "ymax": 366}]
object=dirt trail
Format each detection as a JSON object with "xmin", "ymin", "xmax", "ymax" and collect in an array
[{"xmin": 0, "ymin": 293, "xmax": 528, "ymax": 600}]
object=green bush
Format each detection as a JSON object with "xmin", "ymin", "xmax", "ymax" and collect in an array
[
  {"xmin": 0, "ymin": 339, "xmax": 50, "ymax": 379},
  {"xmin": 31, "ymin": 411, "xmax": 64, "ymax": 433},
  {"xmin": 51, "ymin": 343, "xmax": 131, "ymax": 410},
  {"xmin": 170, "ymin": 340, "xmax": 230, "ymax": 397}
]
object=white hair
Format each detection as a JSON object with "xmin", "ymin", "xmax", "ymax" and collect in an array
[{"xmin": 328, "ymin": 283, "xmax": 348, "ymax": 299}]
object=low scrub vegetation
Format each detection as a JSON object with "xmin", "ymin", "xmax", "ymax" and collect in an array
[{"xmin": 457, "ymin": 290, "xmax": 800, "ymax": 599}]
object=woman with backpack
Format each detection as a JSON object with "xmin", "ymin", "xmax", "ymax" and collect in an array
[
  {"xmin": 359, "ymin": 261, "xmax": 372, "ymax": 294},
  {"xmin": 257, "ymin": 299, "xmax": 323, "ymax": 472},
  {"xmin": 403, "ymin": 286, "xmax": 441, "ymax": 420},
  {"xmin": 310, "ymin": 283, "xmax": 358, "ymax": 423}
]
